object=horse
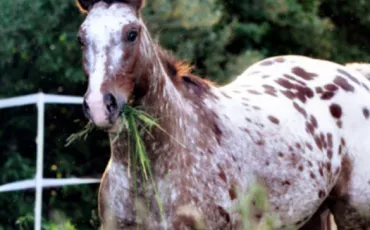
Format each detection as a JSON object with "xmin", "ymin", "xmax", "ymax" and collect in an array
[{"xmin": 76, "ymin": 0, "xmax": 370, "ymax": 229}]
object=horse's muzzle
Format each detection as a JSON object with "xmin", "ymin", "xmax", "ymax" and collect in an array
[{"xmin": 83, "ymin": 92, "xmax": 125, "ymax": 128}]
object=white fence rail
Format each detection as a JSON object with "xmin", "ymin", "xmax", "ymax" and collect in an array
[{"xmin": 0, "ymin": 93, "xmax": 101, "ymax": 230}]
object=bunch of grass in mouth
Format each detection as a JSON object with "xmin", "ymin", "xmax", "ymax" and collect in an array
[{"xmin": 65, "ymin": 105, "xmax": 185, "ymax": 229}]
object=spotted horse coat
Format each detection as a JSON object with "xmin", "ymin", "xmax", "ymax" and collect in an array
[
  {"xmin": 230, "ymin": 57, "xmax": 370, "ymax": 230},
  {"xmin": 182, "ymin": 56, "xmax": 370, "ymax": 230},
  {"xmin": 106, "ymin": 55, "xmax": 370, "ymax": 230},
  {"xmin": 76, "ymin": 1, "xmax": 370, "ymax": 229}
]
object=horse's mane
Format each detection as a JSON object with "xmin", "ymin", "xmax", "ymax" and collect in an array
[{"xmin": 155, "ymin": 45, "xmax": 215, "ymax": 98}]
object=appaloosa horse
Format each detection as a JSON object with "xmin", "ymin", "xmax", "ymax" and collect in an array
[{"xmin": 76, "ymin": 0, "xmax": 370, "ymax": 229}]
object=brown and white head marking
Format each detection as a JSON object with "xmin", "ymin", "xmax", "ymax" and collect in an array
[{"xmin": 77, "ymin": 0, "xmax": 147, "ymax": 128}]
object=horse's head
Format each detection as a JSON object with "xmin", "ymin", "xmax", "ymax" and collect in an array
[{"xmin": 77, "ymin": 0, "xmax": 147, "ymax": 129}]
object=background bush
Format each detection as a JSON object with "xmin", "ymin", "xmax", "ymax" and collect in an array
[{"xmin": 0, "ymin": 0, "xmax": 369, "ymax": 229}]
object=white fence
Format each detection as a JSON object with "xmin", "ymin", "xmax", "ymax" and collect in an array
[{"xmin": 0, "ymin": 93, "xmax": 101, "ymax": 230}]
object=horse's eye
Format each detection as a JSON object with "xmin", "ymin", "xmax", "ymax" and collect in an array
[
  {"xmin": 77, "ymin": 35, "xmax": 84, "ymax": 47},
  {"xmin": 126, "ymin": 30, "xmax": 138, "ymax": 42}
]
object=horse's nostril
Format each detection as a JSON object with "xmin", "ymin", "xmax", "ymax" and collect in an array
[
  {"xmin": 82, "ymin": 99, "xmax": 91, "ymax": 119},
  {"xmin": 104, "ymin": 93, "xmax": 118, "ymax": 114}
]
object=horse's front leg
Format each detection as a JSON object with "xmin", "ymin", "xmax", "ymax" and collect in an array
[{"xmin": 98, "ymin": 159, "xmax": 137, "ymax": 229}]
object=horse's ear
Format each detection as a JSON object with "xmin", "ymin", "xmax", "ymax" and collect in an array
[
  {"xmin": 125, "ymin": 0, "xmax": 145, "ymax": 11},
  {"xmin": 76, "ymin": 0, "xmax": 99, "ymax": 12}
]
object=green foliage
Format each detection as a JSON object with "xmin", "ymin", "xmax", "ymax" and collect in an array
[
  {"xmin": 16, "ymin": 211, "xmax": 77, "ymax": 230},
  {"xmin": 0, "ymin": 0, "xmax": 369, "ymax": 229},
  {"xmin": 232, "ymin": 184, "xmax": 277, "ymax": 230},
  {"xmin": 319, "ymin": 0, "xmax": 370, "ymax": 62}
]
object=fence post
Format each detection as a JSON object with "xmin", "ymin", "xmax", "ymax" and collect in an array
[{"xmin": 35, "ymin": 92, "xmax": 45, "ymax": 230}]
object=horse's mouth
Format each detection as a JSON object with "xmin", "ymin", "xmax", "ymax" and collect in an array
[
  {"xmin": 87, "ymin": 106, "xmax": 127, "ymax": 134},
  {"xmin": 106, "ymin": 113, "xmax": 127, "ymax": 134}
]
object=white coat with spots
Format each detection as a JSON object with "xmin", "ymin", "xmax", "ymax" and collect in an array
[{"xmin": 76, "ymin": 0, "xmax": 370, "ymax": 229}]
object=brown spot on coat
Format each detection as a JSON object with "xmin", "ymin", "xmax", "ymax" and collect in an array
[
  {"xmin": 281, "ymin": 90, "xmax": 295, "ymax": 99},
  {"xmin": 304, "ymin": 87, "xmax": 314, "ymax": 98},
  {"xmin": 295, "ymin": 85, "xmax": 314, "ymax": 99},
  {"xmin": 298, "ymin": 165, "xmax": 304, "ymax": 171},
  {"xmin": 276, "ymin": 78, "xmax": 294, "ymax": 89},
  {"xmin": 221, "ymin": 91, "xmax": 231, "ymax": 99},
  {"xmin": 292, "ymin": 67, "xmax": 318, "ymax": 80},
  {"xmin": 361, "ymin": 82, "xmax": 370, "ymax": 91},
  {"xmin": 296, "ymin": 90, "xmax": 307, "ymax": 103},
  {"xmin": 320, "ymin": 133, "xmax": 327, "ymax": 149},
  {"xmin": 284, "ymin": 74, "xmax": 306, "ymax": 86},
  {"xmin": 329, "ymin": 103, "xmax": 342, "ymax": 119},
  {"xmin": 218, "ymin": 170, "xmax": 227, "ymax": 183},
  {"xmin": 262, "ymin": 84, "xmax": 274, "ymax": 90},
  {"xmin": 263, "ymin": 84, "xmax": 277, "ymax": 97},
  {"xmin": 363, "ymin": 108, "xmax": 369, "ymax": 119},
  {"xmin": 293, "ymin": 102, "xmax": 307, "ymax": 118},
  {"xmin": 256, "ymin": 139, "xmax": 265, "ymax": 145},
  {"xmin": 338, "ymin": 68, "xmax": 360, "ymax": 85},
  {"xmin": 247, "ymin": 90, "xmax": 262, "ymax": 95},
  {"xmin": 336, "ymin": 120, "xmax": 343, "ymax": 128},
  {"xmin": 319, "ymin": 167, "xmax": 324, "ymax": 177},
  {"xmin": 228, "ymin": 185, "xmax": 237, "ymax": 200},
  {"xmin": 316, "ymin": 87, "xmax": 323, "ymax": 94},
  {"xmin": 265, "ymin": 90, "xmax": 278, "ymax": 97},
  {"xmin": 324, "ymin": 84, "xmax": 338, "ymax": 91},
  {"xmin": 314, "ymin": 136, "xmax": 323, "ymax": 150},
  {"xmin": 213, "ymin": 123, "xmax": 223, "ymax": 145},
  {"xmin": 333, "ymin": 76, "xmax": 355, "ymax": 92},
  {"xmin": 327, "ymin": 133, "xmax": 333, "ymax": 149},
  {"xmin": 326, "ymin": 162, "xmax": 332, "ymax": 172},
  {"xmin": 268, "ymin": 115, "xmax": 280, "ymax": 125},
  {"xmin": 310, "ymin": 115, "xmax": 318, "ymax": 128},
  {"xmin": 321, "ymin": 91, "xmax": 335, "ymax": 100},
  {"xmin": 318, "ymin": 190, "xmax": 326, "ymax": 198},
  {"xmin": 260, "ymin": 60, "xmax": 274, "ymax": 66},
  {"xmin": 338, "ymin": 145, "xmax": 342, "ymax": 155},
  {"xmin": 306, "ymin": 143, "xmax": 313, "ymax": 151}
]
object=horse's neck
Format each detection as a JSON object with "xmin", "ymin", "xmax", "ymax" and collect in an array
[
  {"xmin": 109, "ymin": 82, "xmax": 191, "ymax": 172},
  {"xmin": 110, "ymin": 41, "xmax": 190, "ymax": 164},
  {"xmin": 110, "ymin": 26, "xmax": 220, "ymax": 168},
  {"xmin": 136, "ymin": 71, "xmax": 190, "ymax": 159}
]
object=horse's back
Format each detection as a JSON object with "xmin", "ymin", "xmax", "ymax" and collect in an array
[{"xmin": 216, "ymin": 55, "xmax": 370, "ymax": 228}]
